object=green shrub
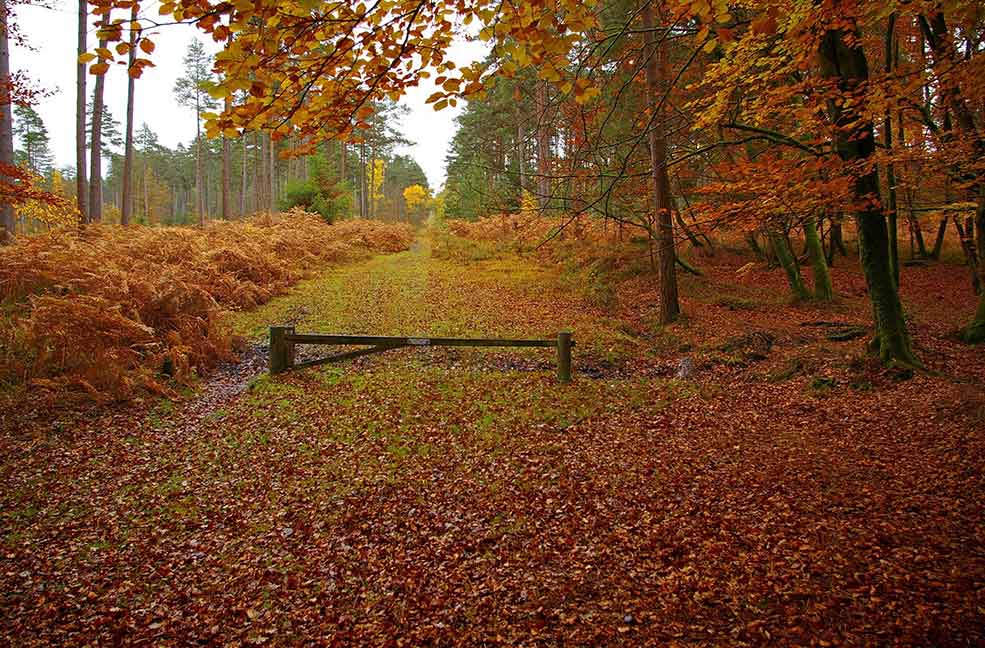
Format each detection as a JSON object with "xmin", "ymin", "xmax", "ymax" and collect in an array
[{"xmin": 280, "ymin": 180, "xmax": 319, "ymax": 212}]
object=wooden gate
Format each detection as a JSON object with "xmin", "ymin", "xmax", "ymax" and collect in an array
[{"xmin": 269, "ymin": 327, "xmax": 574, "ymax": 383}]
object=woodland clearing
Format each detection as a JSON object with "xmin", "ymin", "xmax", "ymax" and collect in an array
[{"xmin": 1, "ymin": 231, "xmax": 982, "ymax": 646}]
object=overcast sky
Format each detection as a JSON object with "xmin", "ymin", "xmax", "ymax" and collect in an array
[{"xmin": 10, "ymin": 2, "xmax": 487, "ymax": 189}]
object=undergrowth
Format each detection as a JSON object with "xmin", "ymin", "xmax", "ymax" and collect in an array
[
  {"xmin": 435, "ymin": 214, "xmax": 661, "ymax": 310},
  {"xmin": 0, "ymin": 210, "xmax": 413, "ymax": 404}
]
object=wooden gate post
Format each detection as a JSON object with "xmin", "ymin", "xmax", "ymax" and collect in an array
[
  {"xmin": 557, "ymin": 331, "xmax": 572, "ymax": 383},
  {"xmin": 269, "ymin": 325, "xmax": 295, "ymax": 374}
]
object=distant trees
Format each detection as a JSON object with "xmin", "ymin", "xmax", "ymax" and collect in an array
[
  {"xmin": 174, "ymin": 39, "xmax": 216, "ymax": 225},
  {"xmin": 13, "ymin": 105, "xmax": 51, "ymax": 174}
]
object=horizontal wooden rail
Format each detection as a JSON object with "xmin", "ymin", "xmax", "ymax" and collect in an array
[
  {"xmin": 269, "ymin": 327, "xmax": 574, "ymax": 383},
  {"xmin": 285, "ymin": 333, "xmax": 560, "ymax": 348}
]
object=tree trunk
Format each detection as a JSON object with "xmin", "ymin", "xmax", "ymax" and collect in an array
[
  {"xmin": 769, "ymin": 225, "xmax": 809, "ymax": 301},
  {"xmin": 369, "ymin": 148, "xmax": 376, "ymax": 219},
  {"xmin": 88, "ymin": 29, "xmax": 108, "ymax": 223},
  {"xmin": 965, "ymin": 290, "xmax": 985, "ymax": 343},
  {"xmin": 239, "ymin": 136, "xmax": 247, "ymax": 217},
  {"xmin": 143, "ymin": 158, "xmax": 150, "ymax": 224},
  {"xmin": 360, "ymin": 142, "xmax": 367, "ymax": 218},
  {"xmin": 0, "ymin": 0, "xmax": 14, "ymax": 243},
  {"xmin": 221, "ymin": 97, "xmax": 231, "ymax": 219},
  {"xmin": 75, "ymin": 0, "xmax": 88, "ymax": 224},
  {"xmin": 804, "ymin": 215, "xmax": 832, "ymax": 300},
  {"xmin": 120, "ymin": 5, "xmax": 137, "ymax": 227},
  {"xmin": 819, "ymin": 25, "xmax": 917, "ymax": 366},
  {"xmin": 253, "ymin": 133, "xmax": 262, "ymax": 213},
  {"xmin": 884, "ymin": 12, "xmax": 899, "ymax": 287},
  {"xmin": 339, "ymin": 140, "xmax": 346, "ymax": 182},
  {"xmin": 536, "ymin": 81, "xmax": 551, "ymax": 210},
  {"xmin": 953, "ymin": 216, "xmax": 981, "ymax": 294},
  {"xmin": 641, "ymin": 1, "xmax": 680, "ymax": 324},
  {"xmin": 268, "ymin": 134, "xmax": 276, "ymax": 211}
]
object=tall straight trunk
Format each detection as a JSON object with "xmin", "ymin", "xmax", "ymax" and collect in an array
[
  {"xmin": 884, "ymin": 13, "xmax": 899, "ymax": 287},
  {"xmin": 360, "ymin": 142, "xmax": 367, "ymax": 218},
  {"xmin": 0, "ymin": 0, "xmax": 14, "ymax": 243},
  {"xmin": 339, "ymin": 140, "xmax": 346, "ymax": 182},
  {"xmin": 516, "ymin": 103, "xmax": 525, "ymax": 192},
  {"xmin": 268, "ymin": 134, "xmax": 276, "ymax": 211},
  {"xmin": 535, "ymin": 82, "xmax": 551, "ymax": 210},
  {"xmin": 804, "ymin": 215, "xmax": 833, "ymax": 300},
  {"xmin": 253, "ymin": 133, "xmax": 262, "ymax": 213},
  {"xmin": 120, "ymin": 5, "xmax": 137, "ymax": 226},
  {"xmin": 75, "ymin": 0, "xmax": 88, "ymax": 223},
  {"xmin": 195, "ymin": 136, "xmax": 204, "ymax": 224},
  {"xmin": 819, "ymin": 25, "xmax": 917, "ymax": 366},
  {"xmin": 641, "ymin": 1, "xmax": 680, "ymax": 324},
  {"xmin": 240, "ymin": 136, "xmax": 247, "ymax": 216},
  {"xmin": 143, "ymin": 158, "xmax": 150, "ymax": 223},
  {"xmin": 930, "ymin": 214, "xmax": 948, "ymax": 259},
  {"xmin": 88, "ymin": 29, "xmax": 108, "ymax": 223},
  {"xmin": 221, "ymin": 97, "xmax": 231, "ymax": 219},
  {"xmin": 369, "ymin": 148, "xmax": 376, "ymax": 219}
]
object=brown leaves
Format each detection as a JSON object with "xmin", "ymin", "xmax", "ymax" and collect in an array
[{"xmin": 0, "ymin": 213, "xmax": 413, "ymax": 405}]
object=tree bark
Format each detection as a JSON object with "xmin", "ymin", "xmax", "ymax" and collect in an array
[
  {"xmin": 221, "ymin": 96, "xmax": 231, "ymax": 219},
  {"xmin": 0, "ymin": 0, "xmax": 14, "ymax": 243},
  {"xmin": 769, "ymin": 225, "xmax": 809, "ymax": 301},
  {"xmin": 268, "ymin": 134, "xmax": 276, "ymax": 211},
  {"xmin": 804, "ymin": 215, "xmax": 833, "ymax": 300},
  {"xmin": 884, "ymin": 12, "xmax": 899, "ymax": 287},
  {"xmin": 75, "ymin": 0, "xmax": 88, "ymax": 224},
  {"xmin": 88, "ymin": 27, "xmax": 108, "ymax": 223},
  {"xmin": 536, "ymin": 81, "xmax": 551, "ymax": 210},
  {"xmin": 818, "ymin": 24, "xmax": 917, "ymax": 366},
  {"xmin": 239, "ymin": 136, "xmax": 247, "ymax": 216},
  {"xmin": 120, "ymin": 5, "xmax": 137, "ymax": 226},
  {"xmin": 641, "ymin": 1, "xmax": 680, "ymax": 324}
]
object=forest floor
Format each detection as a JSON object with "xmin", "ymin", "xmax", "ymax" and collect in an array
[{"xmin": 2, "ymin": 236, "xmax": 984, "ymax": 646}]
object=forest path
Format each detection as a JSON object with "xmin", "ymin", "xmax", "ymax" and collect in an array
[{"xmin": 2, "ymin": 239, "xmax": 983, "ymax": 645}]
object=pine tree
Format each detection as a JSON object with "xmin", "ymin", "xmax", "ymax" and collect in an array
[
  {"xmin": 13, "ymin": 105, "xmax": 53, "ymax": 174},
  {"xmin": 174, "ymin": 39, "xmax": 216, "ymax": 225}
]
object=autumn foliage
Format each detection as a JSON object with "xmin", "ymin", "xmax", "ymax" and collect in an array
[{"xmin": 0, "ymin": 212, "xmax": 413, "ymax": 403}]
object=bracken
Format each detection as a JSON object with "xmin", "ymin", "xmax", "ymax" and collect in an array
[{"xmin": 0, "ymin": 210, "xmax": 413, "ymax": 404}]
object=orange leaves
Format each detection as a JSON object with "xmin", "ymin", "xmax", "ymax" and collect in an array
[{"xmin": 0, "ymin": 214, "xmax": 414, "ymax": 403}]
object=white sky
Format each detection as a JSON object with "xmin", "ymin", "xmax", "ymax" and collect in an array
[{"xmin": 9, "ymin": 2, "xmax": 488, "ymax": 189}]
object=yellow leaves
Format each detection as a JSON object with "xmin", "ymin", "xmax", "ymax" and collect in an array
[
  {"xmin": 78, "ymin": 52, "xmax": 97, "ymax": 64},
  {"xmin": 703, "ymin": 38, "xmax": 719, "ymax": 54},
  {"xmin": 95, "ymin": 47, "xmax": 114, "ymax": 60},
  {"xmin": 115, "ymin": 42, "xmax": 130, "ymax": 56},
  {"xmin": 207, "ymin": 85, "xmax": 229, "ymax": 100}
]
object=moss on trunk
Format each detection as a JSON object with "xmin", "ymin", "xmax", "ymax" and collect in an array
[
  {"xmin": 769, "ymin": 226, "xmax": 809, "ymax": 301},
  {"xmin": 964, "ymin": 292, "xmax": 985, "ymax": 343},
  {"xmin": 804, "ymin": 216, "xmax": 833, "ymax": 300},
  {"xmin": 819, "ymin": 26, "xmax": 919, "ymax": 367}
]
